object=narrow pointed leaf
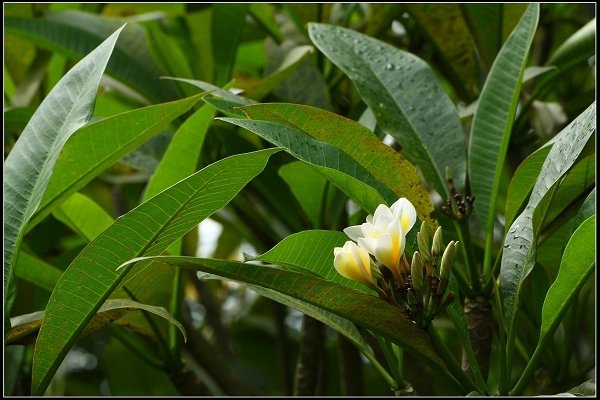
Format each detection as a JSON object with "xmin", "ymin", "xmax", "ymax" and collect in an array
[
  {"xmin": 500, "ymin": 102, "xmax": 595, "ymax": 353},
  {"xmin": 31, "ymin": 148, "xmax": 279, "ymax": 395},
  {"xmin": 3, "ymin": 25, "xmax": 124, "ymax": 327},
  {"xmin": 120, "ymin": 256, "xmax": 447, "ymax": 372},
  {"xmin": 7, "ymin": 299, "xmax": 186, "ymax": 346},
  {"xmin": 30, "ymin": 94, "xmax": 204, "ymax": 229},
  {"xmin": 308, "ymin": 23, "xmax": 466, "ymax": 197},
  {"xmin": 222, "ymin": 103, "xmax": 436, "ymax": 223},
  {"xmin": 212, "ymin": 3, "xmax": 249, "ymax": 86},
  {"xmin": 468, "ymin": 4, "xmax": 539, "ymax": 270}
]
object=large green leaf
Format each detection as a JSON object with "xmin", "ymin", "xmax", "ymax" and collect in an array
[
  {"xmin": 511, "ymin": 215, "xmax": 595, "ymax": 395},
  {"xmin": 467, "ymin": 4, "xmax": 539, "ymax": 272},
  {"xmin": 308, "ymin": 23, "xmax": 466, "ymax": 198},
  {"xmin": 251, "ymin": 230, "xmax": 372, "ymax": 295},
  {"xmin": 221, "ymin": 117, "xmax": 387, "ymax": 213},
  {"xmin": 4, "ymin": 11, "xmax": 180, "ymax": 103},
  {"xmin": 499, "ymin": 102, "xmax": 595, "ymax": 361},
  {"xmin": 223, "ymin": 103, "xmax": 436, "ymax": 224},
  {"xmin": 3, "ymin": 26, "xmax": 124, "ymax": 328},
  {"xmin": 120, "ymin": 256, "xmax": 447, "ymax": 374},
  {"xmin": 29, "ymin": 94, "xmax": 203, "ymax": 229},
  {"xmin": 7, "ymin": 298, "xmax": 186, "ymax": 346},
  {"xmin": 31, "ymin": 148, "xmax": 279, "ymax": 395}
]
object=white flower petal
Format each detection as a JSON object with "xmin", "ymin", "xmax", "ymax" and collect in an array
[{"xmin": 343, "ymin": 225, "xmax": 364, "ymax": 241}]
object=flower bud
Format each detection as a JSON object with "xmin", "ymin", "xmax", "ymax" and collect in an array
[
  {"xmin": 431, "ymin": 226, "xmax": 443, "ymax": 261},
  {"xmin": 334, "ymin": 241, "xmax": 376, "ymax": 289},
  {"xmin": 410, "ymin": 251, "xmax": 423, "ymax": 296},
  {"xmin": 417, "ymin": 222, "xmax": 431, "ymax": 261},
  {"xmin": 437, "ymin": 241, "xmax": 458, "ymax": 295}
]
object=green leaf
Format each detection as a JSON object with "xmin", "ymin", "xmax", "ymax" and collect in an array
[
  {"xmin": 4, "ymin": 12, "xmax": 180, "ymax": 103},
  {"xmin": 467, "ymin": 3, "xmax": 539, "ymax": 272},
  {"xmin": 15, "ymin": 252, "xmax": 63, "ymax": 293},
  {"xmin": 570, "ymin": 188, "xmax": 595, "ymax": 235},
  {"xmin": 278, "ymin": 162, "xmax": 327, "ymax": 227},
  {"xmin": 7, "ymin": 298, "xmax": 186, "ymax": 346},
  {"xmin": 244, "ymin": 45, "xmax": 315, "ymax": 101},
  {"xmin": 251, "ymin": 230, "xmax": 373, "ymax": 295},
  {"xmin": 248, "ymin": 3, "xmax": 283, "ymax": 43},
  {"xmin": 223, "ymin": 103, "xmax": 436, "ymax": 224},
  {"xmin": 52, "ymin": 193, "xmax": 114, "ymax": 242},
  {"xmin": 220, "ymin": 117, "xmax": 387, "ymax": 213},
  {"xmin": 405, "ymin": 4, "xmax": 479, "ymax": 99},
  {"xmin": 566, "ymin": 379, "xmax": 596, "ymax": 396},
  {"xmin": 504, "ymin": 146, "xmax": 551, "ymax": 229},
  {"xmin": 31, "ymin": 148, "xmax": 279, "ymax": 395},
  {"xmin": 29, "ymin": 94, "xmax": 204, "ymax": 229},
  {"xmin": 121, "ymin": 256, "xmax": 447, "ymax": 373},
  {"xmin": 143, "ymin": 104, "xmax": 216, "ymax": 201},
  {"xmin": 500, "ymin": 102, "xmax": 595, "ymax": 360},
  {"xmin": 212, "ymin": 3, "xmax": 249, "ymax": 86},
  {"xmin": 512, "ymin": 215, "xmax": 595, "ymax": 395},
  {"xmin": 308, "ymin": 23, "xmax": 466, "ymax": 197},
  {"xmin": 546, "ymin": 18, "xmax": 596, "ymax": 75},
  {"xmin": 3, "ymin": 25, "xmax": 124, "ymax": 329}
]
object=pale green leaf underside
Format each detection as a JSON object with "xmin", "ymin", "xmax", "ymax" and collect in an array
[
  {"xmin": 308, "ymin": 22, "xmax": 466, "ymax": 197},
  {"xmin": 31, "ymin": 148, "xmax": 279, "ymax": 395},
  {"xmin": 468, "ymin": 4, "xmax": 539, "ymax": 240},
  {"xmin": 3, "ymin": 25, "xmax": 124, "ymax": 327},
  {"xmin": 500, "ymin": 102, "xmax": 595, "ymax": 343}
]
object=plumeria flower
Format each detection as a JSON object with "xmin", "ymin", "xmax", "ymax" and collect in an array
[
  {"xmin": 333, "ymin": 241, "xmax": 377, "ymax": 289},
  {"xmin": 342, "ymin": 198, "xmax": 416, "ymax": 272}
]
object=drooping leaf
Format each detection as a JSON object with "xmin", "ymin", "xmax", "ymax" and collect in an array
[
  {"xmin": 7, "ymin": 299, "xmax": 186, "ymax": 346},
  {"xmin": 29, "ymin": 94, "xmax": 203, "ymax": 229},
  {"xmin": 308, "ymin": 23, "xmax": 466, "ymax": 198},
  {"xmin": 222, "ymin": 103, "xmax": 436, "ymax": 224},
  {"xmin": 3, "ymin": 25, "xmax": 124, "ymax": 329},
  {"xmin": 467, "ymin": 3, "xmax": 539, "ymax": 270},
  {"xmin": 4, "ymin": 12, "xmax": 180, "ymax": 103},
  {"xmin": 220, "ymin": 117, "xmax": 387, "ymax": 213},
  {"xmin": 119, "ymin": 256, "xmax": 447, "ymax": 374},
  {"xmin": 500, "ymin": 102, "xmax": 595, "ymax": 358},
  {"xmin": 31, "ymin": 148, "xmax": 279, "ymax": 395},
  {"xmin": 52, "ymin": 193, "xmax": 114, "ymax": 242},
  {"xmin": 570, "ymin": 188, "xmax": 595, "ymax": 235}
]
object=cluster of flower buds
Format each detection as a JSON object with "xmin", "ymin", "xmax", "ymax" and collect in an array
[
  {"xmin": 333, "ymin": 198, "xmax": 458, "ymax": 327},
  {"xmin": 442, "ymin": 167, "xmax": 474, "ymax": 222}
]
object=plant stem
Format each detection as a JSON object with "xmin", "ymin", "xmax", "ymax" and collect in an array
[
  {"xmin": 168, "ymin": 267, "xmax": 183, "ymax": 361},
  {"xmin": 293, "ymin": 315, "xmax": 325, "ymax": 395},
  {"xmin": 454, "ymin": 220, "xmax": 482, "ymax": 293},
  {"xmin": 337, "ymin": 333, "xmax": 365, "ymax": 395},
  {"xmin": 426, "ymin": 322, "xmax": 476, "ymax": 394}
]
